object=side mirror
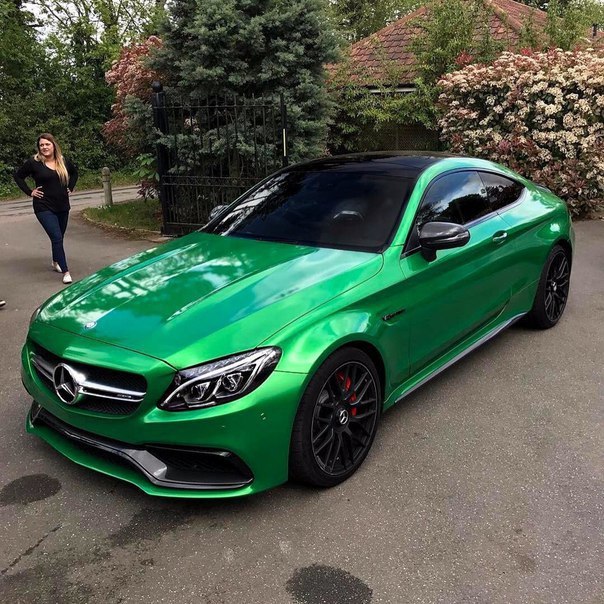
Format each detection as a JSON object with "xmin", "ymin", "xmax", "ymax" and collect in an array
[
  {"xmin": 418, "ymin": 221, "xmax": 470, "ymax": 262},
  {"xmin": 208, "ymin": 204, "xmax": 228, "ymax": 222}
]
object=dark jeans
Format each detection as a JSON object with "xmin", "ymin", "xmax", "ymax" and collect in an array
[{"xmin": 35, "ymin": 210, "xmax": 69, "ymax": 273}]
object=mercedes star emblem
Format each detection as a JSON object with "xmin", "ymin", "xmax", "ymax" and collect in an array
[{"xmin": 52, "ymin": 363, "xmax": 81, "ymax": 405}]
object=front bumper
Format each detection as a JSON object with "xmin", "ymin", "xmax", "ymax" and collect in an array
[
  {"xmin": 22, "ymin": 326, "xmax": 305, "ymax": 498},
  {"xmin": 28, "ymin": 403, "xmax": 254, "ymax": 490}
]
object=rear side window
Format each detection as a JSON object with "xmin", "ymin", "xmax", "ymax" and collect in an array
[
  {"xmin": 416, "ymin": 171, "xmax": 491, "ymax": 227},
  {"xmin": 479, "ymin": 172, "xmax": 524, "ymax": 211}
]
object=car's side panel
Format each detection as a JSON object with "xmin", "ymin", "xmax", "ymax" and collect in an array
[
  {"xmin": 383, "ymin": 308, "xmax": 527, "ymax": 411},
  {"xmin": 399, "ymin": 213, "xmax": 514, "ymax": 374},
  {"xmin": 496, "ymin": 183, "xmax": 573, "ymax": 309}
]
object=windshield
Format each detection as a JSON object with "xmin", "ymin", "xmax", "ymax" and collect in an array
[{"xmin": 203, "ymin": 170, "xmax": 414, "ymax": 252}]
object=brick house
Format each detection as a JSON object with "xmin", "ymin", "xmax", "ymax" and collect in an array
[
  {"xmin": 335, "ymin": 0, "xmax": 591, "ymax": 150},
  {"xmin": 347, "ymin": 0, "xmax": 551, "ymax": 87}
]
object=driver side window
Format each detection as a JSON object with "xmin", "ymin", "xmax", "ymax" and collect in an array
[
  {"xmin": 417, "ymin": 171, "xmax": 490, "ymax": 228},
  {"xmin": 407, "ymin": 171, "xmax": 490, "ymax": 251}
]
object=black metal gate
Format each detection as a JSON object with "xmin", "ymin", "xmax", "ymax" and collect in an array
[{"xmin": 151, "ymin": 82, "xmax": 288, "ymax": 235}]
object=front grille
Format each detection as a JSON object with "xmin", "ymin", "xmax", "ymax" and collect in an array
[
  {"xmin": 30, "ymin": 341, "xmax": 147, "ymax": 416},
  {"xmin": 76, "ymin": 398, "xmax": 141, "ymax": 415},
  {"xmin": 30, "ymin": 404, "xmax": 254, "ymax": 490}
]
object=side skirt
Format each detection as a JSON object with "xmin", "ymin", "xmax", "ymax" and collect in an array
[{"xmin": 385, "ymin": 312, "xmax": 527, "ymax": 410}]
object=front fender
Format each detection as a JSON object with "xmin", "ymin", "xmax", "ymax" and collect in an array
[{"xmin": 268, "ymin": 304, "xmax": 407, "ymax": 403}]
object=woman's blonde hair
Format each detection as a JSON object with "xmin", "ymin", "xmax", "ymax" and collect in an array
[{"xmin": 34, "ymin": 133, "xmax": 69, "ymax": 185}]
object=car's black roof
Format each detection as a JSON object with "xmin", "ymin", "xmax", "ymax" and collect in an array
[{"xmin": 288, "ymin": 151, "xmax": 459, "ymax": 176}]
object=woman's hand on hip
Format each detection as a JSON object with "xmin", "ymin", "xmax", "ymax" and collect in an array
[{"xmin": 32, "ymin": 187, "xmax": 44, "ymax": 199}]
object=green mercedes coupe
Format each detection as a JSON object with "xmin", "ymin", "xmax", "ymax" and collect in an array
[{"xmin": 22, "ymin": 153, "xmax": 574, "ymax": 498}]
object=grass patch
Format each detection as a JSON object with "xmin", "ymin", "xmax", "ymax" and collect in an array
[
  {"xmin": 83, "ymin": 198, "xmax": 161, "ymax": 232},
  {"xmin": 76, "ymin": 169, "xmax": 139, "ymax": 191},
  {"xmin": 0, "ymin": 169, "xmax": 139, "ymax": 201}
]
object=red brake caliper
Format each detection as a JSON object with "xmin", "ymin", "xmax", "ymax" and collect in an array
[{"xmin": 337, "ymin": 371, "xmax": 357, "ymax": 416}]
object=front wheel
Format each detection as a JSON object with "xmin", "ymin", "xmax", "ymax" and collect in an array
[
  {"xmin": 289, "ymin": 348, "xmax": 381, "ymax": 487},
  {"xmin": 525, "ymin": 244, "xmax": 571, "ymax": 329}
]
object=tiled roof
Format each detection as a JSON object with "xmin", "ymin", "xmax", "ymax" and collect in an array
[{"xmin": 344, "ymin": 0, "xmax": 550, "ymax": 83}]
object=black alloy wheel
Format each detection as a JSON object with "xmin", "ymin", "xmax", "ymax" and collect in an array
[
  {"xmin": 526, "ymin": 244, "xmax": 571, "ymax": 329},
  {"xmin": 311, "ymin": 361, "xmax": 379, "ymax": 476},
  {"xmin": 289, "ymin": 348, "xmax": 381, "ymax": 487},
  {"xmin": 544, "ymin": 250, "xmax": 570, "ymax": 323}
]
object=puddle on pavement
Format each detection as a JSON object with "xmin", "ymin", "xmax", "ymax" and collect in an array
[
  {"xmin": 0, "ymin": 474, "xmax": 61, "ymax": 506},
  {"xmin": 286, "ymin": 564, "xmax": 372, "ymax": 604}
]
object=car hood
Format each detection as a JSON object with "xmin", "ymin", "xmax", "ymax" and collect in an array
[{"xmin": 39, "ymin": 232, "xmax": 382, "ymax": 368}]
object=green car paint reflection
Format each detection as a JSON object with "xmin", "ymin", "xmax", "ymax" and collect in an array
[{"xmin": 22, "ymin": 153, "xmax": 574, "ymax": 498}]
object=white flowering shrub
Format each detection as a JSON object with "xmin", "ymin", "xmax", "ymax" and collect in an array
[{"xmin": 438, "ymin": 48, "xmax": 604, "ymax": 216}]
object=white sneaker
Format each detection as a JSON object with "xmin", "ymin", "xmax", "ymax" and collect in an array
[
  {"xmin": 52, "ymin": 262, "xmax": 62, "ymax": 273},
  {"xmin": 62, "ymin": 272, "xmax": 73, "ymax": 284}
]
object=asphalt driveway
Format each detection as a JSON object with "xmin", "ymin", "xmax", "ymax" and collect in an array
[{"xmin": 0, "ymin": 211, "xmax": 602, "ymax": 604}]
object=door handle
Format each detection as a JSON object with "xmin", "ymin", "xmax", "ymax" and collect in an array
[{"xmin": 492, "ymin": 231, "xmax": 508, "ymax": 244}]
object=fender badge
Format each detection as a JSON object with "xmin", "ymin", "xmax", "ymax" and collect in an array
[{"xmin": 84, "ymin": 321, "xmax": 97, "ymax": 330}]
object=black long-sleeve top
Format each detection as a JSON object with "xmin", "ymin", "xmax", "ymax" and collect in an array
[{"xmin": 14, "ymin": 157, "xmax": 78, "ymax": 213}]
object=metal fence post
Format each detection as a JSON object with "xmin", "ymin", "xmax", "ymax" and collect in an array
[
  {"xmin": 151, "ymin": 81, "xmax": 171, "ymax": 234},
  {"xmin": 101, "ymin": 167, "xmax": 113, "ymax": 206},
  {"xmin": 280, "ymin": 93, "xmax": 288, "ymax": 167}
]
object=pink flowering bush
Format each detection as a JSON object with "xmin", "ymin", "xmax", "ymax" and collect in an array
[
  {"xmin": 104, "ymin": 36, "xmax": 163, "ymax": 155},
  {"xmin": 438, "ymin": 48, "xmax": 604, "ymax": 216}
]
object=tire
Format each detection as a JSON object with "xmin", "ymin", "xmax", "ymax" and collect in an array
[
  {"xmin": 525, "ymin": 244, "xmax": 571, "ymax": 329},
  {"xmin": 289, "ymin": 347, "xmax": 382, "ymax": 487}
]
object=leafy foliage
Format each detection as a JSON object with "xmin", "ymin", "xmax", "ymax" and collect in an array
[
  {"xmin": 104, "ymin": 36, "xmax": 164, "ymax": 155},
  {"xmin": 331, "ymin": 0, "xmax": 420, "ymax": 42},
  {"xmin": 0, "ymin": 0, "xmax": 50, "ymax": 186},
  {"xmin": 438, "ymin": 48, "xmax": 604, "ymax": 216},
  {"xmin": 132, "ymin": 152, "xmax": 160, "ymax": 200},
  {"xmin": 326, "ymin": 58, "xmax": 437, "ymax": 153},
  {"xmin": 545, "ymin": 0, "xmax": 604, "ymax": 50},
  {"xmin": 27, "ymin": 0, "xmax": 166, "ymax": 52},
  {"xmin": 327, "ymin": 0, "xmax": 604, "ymax": 156},
  {"xmin": 412, "ymin": 0, "xmax": 505, "ymax": 84}
]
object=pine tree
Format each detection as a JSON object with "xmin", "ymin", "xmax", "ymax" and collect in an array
[{"xmin": 153, "ymin": 0, "xmax": 339, "ymax": 160}]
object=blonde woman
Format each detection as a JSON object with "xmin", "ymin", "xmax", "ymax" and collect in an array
[{"xmin": 14, "ymin": 134, "xmax": 78, "ymax": 284}]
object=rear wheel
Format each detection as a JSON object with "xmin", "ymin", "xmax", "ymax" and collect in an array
[
  {"xmin": 525, "ymin": 245, "xmax": 571, "ymax": 329},
  {"xmin": 289, "ymin": 348, "xmax": 381, "ymax": 487}
]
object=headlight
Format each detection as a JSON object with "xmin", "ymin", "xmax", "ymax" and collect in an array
[
  {"xmin": 29, "ymin": 305, "xmax": 42, "ymax": 326},
  {"xmin": 159, "ymin": 347, "xmax": 281, "ymax": 411}
]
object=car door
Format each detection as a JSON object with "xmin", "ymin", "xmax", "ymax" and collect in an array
[
  {"xmin": 399, "ymin": 170, "xmax": 514, "ymax": 374},
  {"xmin": 478, "ymin": 170, "xmax": 541, "ymax": 295}
]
